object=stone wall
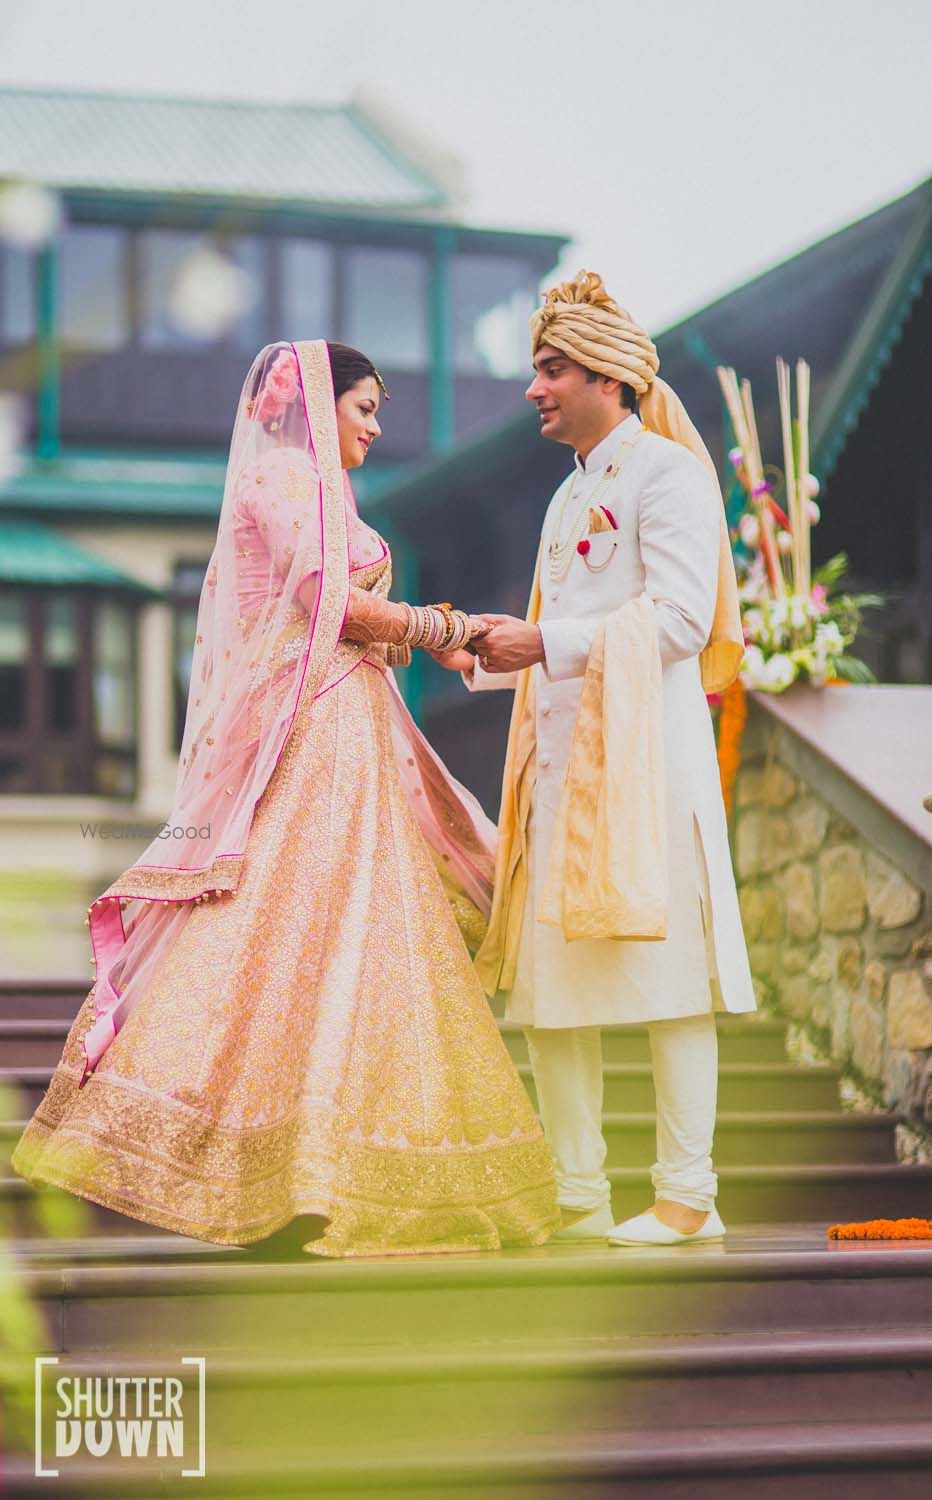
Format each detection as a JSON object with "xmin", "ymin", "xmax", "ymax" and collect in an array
[{"xmin": 733, "ymin": 746, "xmax": 932, "ymax": 1147}]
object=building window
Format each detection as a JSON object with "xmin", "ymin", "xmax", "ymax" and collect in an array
[
  {"xmin": 279, "ymin": 239, "xmax": 335, "ymax": 344},
  {"xmin": 0, "ymin": 590, "xmax": 138, "ymax": 795},
  {"xmin": 45, "ymin": 594, "xmax": 77, "ymax": 732},
  {"xmin": 92, "ymin": 600, "xmax": 136, "ymax": 798},
  {"xmin": 228, "ymin": 236, "xmax": 268, "ymax": 352},
  {"xmin": 0, "ymin": 593, "xmax": 27, "ymax": 733},
  {"xmin": 0, "ymin": 246, "xmax": 35, "ymax": 344},
  {"xmin": 140, "ymin": 230, "xmax": 210, "ymax": 348},
  {"xmin": 60, "ymin": 224, "xmax": 128, "ymax": 350},
  {"xmin": 344, "ymin": 246, "xmax": 428, "ymax": 371},
  {"xmin": 93, "ymin": 601, "xmax": 135, "ymax": 744},
  {"xmin": 171, "ymin": 561, "xmax": 208, "ymax": 749},
  {"xmin": 451, "ymin": 254, "xmax": 536, "ymax": 377}
]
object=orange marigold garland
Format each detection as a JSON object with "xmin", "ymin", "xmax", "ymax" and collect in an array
[
  {"xmin": 715, "ymin": 677, "xmax": 747, "ymax": 816},
  {"xmin": 828, "ymin": 1218, "xmax": 932, "ymax": 1241}
]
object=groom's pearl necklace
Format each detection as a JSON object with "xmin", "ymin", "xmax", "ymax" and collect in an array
[{"xmin": 548, "ymin": 431, "xmax": 643, "ymax": 581}]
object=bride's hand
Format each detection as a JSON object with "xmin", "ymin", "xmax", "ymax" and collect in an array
[
  {"xmin": 428, "ymin": 615, "xmax": 490, "ymax": 673},
  {"xmin": 429, "ymin": 646, "xmax": 476, "ymax": 672}
]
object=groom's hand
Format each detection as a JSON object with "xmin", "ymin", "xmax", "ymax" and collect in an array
[{"xmin": 475, "ymin": 615, "xmax": 545, "ymax": 672}]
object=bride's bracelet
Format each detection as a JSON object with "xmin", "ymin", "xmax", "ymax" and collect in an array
[{"xmin": 398, "ymin": 601, "xmax": 473, "ymax": 653}]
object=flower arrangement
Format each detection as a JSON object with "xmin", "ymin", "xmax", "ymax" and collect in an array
[{"xmin": 717, "ymin": 359, "xmax": 880, "ymax": 693}]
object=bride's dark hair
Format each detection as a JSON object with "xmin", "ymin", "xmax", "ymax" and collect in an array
[{"xmin": 327, "ymin": 342, "xmax": 389, "ymax": 401}]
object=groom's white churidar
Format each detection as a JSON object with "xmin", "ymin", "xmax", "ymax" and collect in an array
[{"xmin": 462, "ymin": 273, "xmax": 756, "ymax": 1243}]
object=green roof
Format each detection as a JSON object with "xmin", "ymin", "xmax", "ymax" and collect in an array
[
  {"xmin": 0, "ymin": 452, "xmax": 228, "ymax": 518},
  {"xmin": 0, "ymin": 450, "xmax": 408, "ymax": 521},
  {"xmin": 0, "ymin": 88, "xmax": 447, "ymax": 213},
  {"xmin": 0, "ymin": 518, "xmax": 161, "ymax": 592}
]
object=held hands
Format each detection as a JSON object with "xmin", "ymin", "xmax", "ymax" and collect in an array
[
  {"xmin": 428, "ymin": 616, "xmax": 492, "ymax": 674},
  {"xmin": 431, "ymin": 614, "xmax": 545, "ymax": 674}
]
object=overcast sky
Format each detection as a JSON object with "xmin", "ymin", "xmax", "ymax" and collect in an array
[{"xmin": 2, "ymin": 0, "xmax": 929, "ymax": 331}]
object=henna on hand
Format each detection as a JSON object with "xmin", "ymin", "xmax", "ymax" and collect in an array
[{"xmin": 341, "ymin": 586, "xmax": 407, "ymax": 645}]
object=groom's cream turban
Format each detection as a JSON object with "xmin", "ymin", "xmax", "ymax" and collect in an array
[{"xmin": 531, "ymin": 270, "xmax": 744, "ymax": 693}]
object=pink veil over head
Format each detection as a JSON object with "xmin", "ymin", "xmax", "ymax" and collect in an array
[{"xmin": 80, "ymin": 339, "xmax": 374, "ymax": 1084}]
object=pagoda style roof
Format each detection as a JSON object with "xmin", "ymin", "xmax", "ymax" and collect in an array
[{"xmin": 0, "ymin": 88, "xmax": 449, "ymax": 214}]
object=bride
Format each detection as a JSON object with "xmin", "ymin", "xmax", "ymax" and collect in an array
[{"xmin": 12, "ymin": 339, "xmax": 559, "ymax": 1258}]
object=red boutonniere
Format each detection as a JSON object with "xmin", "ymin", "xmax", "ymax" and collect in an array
[{"xmin": 577, "ymin": 539, "xmax": 591, "ymax": 556}]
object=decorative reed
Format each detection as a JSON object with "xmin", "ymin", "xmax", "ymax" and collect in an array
[{"xmin": 717, "ymin": 366, "xmax": 784, "ymax": 597}]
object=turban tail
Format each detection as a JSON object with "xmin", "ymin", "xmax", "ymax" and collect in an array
[{"xmin": 531, "ymin": 274, "xmax": 744, "ymax": 693}]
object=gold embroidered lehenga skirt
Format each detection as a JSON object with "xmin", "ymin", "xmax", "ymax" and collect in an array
[{"xmin": 11, "ymin": 653, "xmax": 559, "ymax": 1256}]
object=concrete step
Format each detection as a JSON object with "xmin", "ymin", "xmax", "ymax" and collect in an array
[
  {"xmin": 0, "ymin": 1018, "xmax": 77, "ymax": 1067},
  {"xmin": 7, "ymin": 1157, "xmax": 931, "ymax": 1239},
  {"xmin": 0, "ymin": 1105, "xmax": 894, "ymax": 1179},
  {"xmin": 6, "ymin": 1424, "xmax": 932, "ymax": 1498},
  {"xmin": 0, "ymin": 989, "xmax": 794, "ymax": 1065},
  {"xmin": 0, "ymin": 981, "xmax": 91, "ymax": 1021},
  {"xmin": 13, "ymin": 1229, "xmax": 932, "ymax": 1354},
  {"xmin": 501, "ymin": 1015, "xmax": 792, "ymax": 1065},
  {"xmin": 518, "ymin": 1060, "xmax": 843, "ymax": 1113},
  {"xmin": 0, "ymin": 1043, "xmax": 843, "ymax": 1113}
]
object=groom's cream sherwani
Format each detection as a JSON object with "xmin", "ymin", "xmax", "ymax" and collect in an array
[{"xmin": 466, "ymin": 412, "xmax": 756, "ymax": 1030}]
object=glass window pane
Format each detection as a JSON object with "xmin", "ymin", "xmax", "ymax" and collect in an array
[
  {"xmin": 45, "ymin": 595, "xmax": 77, "ymax": 733},
  {"xmin": 60, "ymin": 225, "xmax": 127, "ymax": 349},
  {"xmin": 0, "ymin": 247, "xmax": 35, "ymax": 343},
  {"xmin": 141, "ymin": 229, "xmax": 211, "ymax": 349},
  {"xmin": 344, "ymin": 247, "xmax": 427, "ymax": 371},
  {"xmin": 279, "ymin": 239, "xmax": 334, "ymax": 342},
  {"xmin": 229, "ymin": 236, "xmax": 267, "ymax": 352},
  {"xmin": 0, "ymin": 593, "xmax": 27, "ymax": 730},
  {"xmin": 451, "ymin": 255, "xmax": 536, "ymax": 377},
  {"xmin": 93, "ymin": 600, "xmax": 135, "ymax": 746}
]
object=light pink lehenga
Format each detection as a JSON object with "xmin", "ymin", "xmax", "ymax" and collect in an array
[{"xmin": 11, "ymin": 342, "xmax": 559, "ymax": 1257}]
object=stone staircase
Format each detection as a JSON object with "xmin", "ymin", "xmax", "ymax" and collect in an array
[{"xmin": 3, "ymin": 979, "xmax": 932, "ymax": 1497}]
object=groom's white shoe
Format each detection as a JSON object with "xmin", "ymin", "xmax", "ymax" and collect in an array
[
  {"xmin": 607, "ymin": 1206, "xmax": 726, "ymax": 1247},
  {"xmin": 550, "ymin": 1202, "xmax": 615, "ymax": 1243}
]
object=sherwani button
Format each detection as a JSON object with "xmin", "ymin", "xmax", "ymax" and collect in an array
[
  {"xmin": 541, "ymin": 704, "xmax": 551, "ymax": 717},
  {"xmin": 539, "ymin": 755, "xmax": 551, "ymax": 768}
]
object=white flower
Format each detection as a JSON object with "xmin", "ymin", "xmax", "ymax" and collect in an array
[
  {"xmin": 815, "ymin": 620, "xmax": 844, "ymax": 654},
  {"xmin": 737, "ymin": 556, "xmax": 767, "ymax": 605},
  {"xmin": 804, "ymin": 474, "xmax": 820, "ymax": 499},
  {"xmin": 787, "ymin": 594, "xmax": 813, "ymax": 632},
  {"xmin": 742, "ymin": 607, "xmax": 764, "ymax": 642},
  {"xmin": 763, "ymin": 652, "xmax": 797, "ymax": 691},
  {"xmin": 169, "ymin": 248, "xmax": 256, "ymax": 339},
  {"xmin": 738, "ymin": 512, "xmax": 760, "ymax": 548},
  {"xmin": 0, "ymin": 180, "xmax": 61, "ymax": 248},
  {"xmin": 808, "ymin": 501, "xmax": 821, "ymax": 525},
  {"xmin": 764, "ymin": 599, "xmax": 789, "ymax": 647},
  {"xmin": 739, "ymin": 645, "xmax": 768, "ymax": 690},
  {"xmin": 777, "ymin": 529, "xmax": 793, "ymax": 555}
]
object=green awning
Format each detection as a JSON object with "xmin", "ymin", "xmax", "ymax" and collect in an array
[{"xmin": 0, "ymin": 519, "xmax": 161, "ymax": 595}]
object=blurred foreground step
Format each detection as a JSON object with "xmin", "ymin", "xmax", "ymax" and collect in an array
[
  {"xmin": 5, "ymin": 1422, "xmax": 932, "ymax": 1497},
  {"xmin": 14, "ymin": 1230, "xmax": 932, "ymax": 1354}
]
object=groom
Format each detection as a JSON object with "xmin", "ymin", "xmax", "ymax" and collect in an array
[{"xmin": 434, "ymin": 271, "xmax": 756, "ymax": 1246}]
